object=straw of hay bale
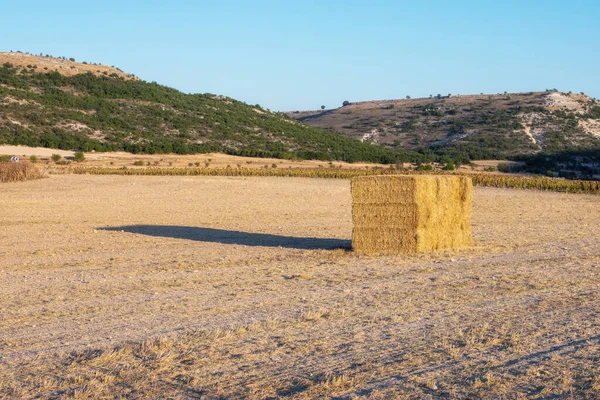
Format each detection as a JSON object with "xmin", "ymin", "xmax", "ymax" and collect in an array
[{"xmin": 351, "ymin": 175, "xmax": 472, "ymax": 254}]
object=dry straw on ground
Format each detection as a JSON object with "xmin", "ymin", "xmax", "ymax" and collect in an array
[
  {"xmin": 352, "ymin": 175, "xmax": 473, "ymax": 254},
  {"xmin": 0, "ymin": 162, "xmax": 45, "ymax": 183}
]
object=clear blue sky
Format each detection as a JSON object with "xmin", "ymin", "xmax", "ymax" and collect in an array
[{"xmin": 2, "ymin": 0, "xmax": 599, "ymax": 110}]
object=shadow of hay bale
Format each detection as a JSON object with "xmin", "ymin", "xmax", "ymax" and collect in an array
[{"xmin": 100, "ymin": 225, "xmax": 351, "ymax": 250}]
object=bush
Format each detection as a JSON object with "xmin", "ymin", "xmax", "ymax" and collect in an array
[
  {"xmin": 497, "ymin": 162, "xmax": 524, "ymax": 173},
  {"xmin": 559, "ymin": 170, "xmax": 577, "ymax": 179},
  {"xmin": 73, "ymin": 151, "xmax": 85, "ymax": 162},
  {"xmin": 29, "ymin": 155, "xmax": 38, "ymax": 163},
  {"xmin": 0, "ymin": 155, "xmax": 11, "ymax": 162},
  {"xmin": 417, "ymin": 164, "xmax": 433, "ymax": 171},
  {"xmin": 133, "ymin": 160, "xmax": 144, "ymax": 166},
  {"xmin": 51, "ymin": 154, "xmax": 62, "ymax": 162},
  {"xmin": 443, "ymin": 163, "xmax": 455, "ymax": 171},
  {"xmin": 497, "ymin": 163, "xmax": 509, "ymax": 173}
]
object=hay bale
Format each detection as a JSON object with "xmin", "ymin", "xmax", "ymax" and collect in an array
[{"xmin": 351, "ymin": 175, "xmax": 472, "ymax": 254}]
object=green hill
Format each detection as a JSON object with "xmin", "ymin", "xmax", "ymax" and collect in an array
[{"xmin": 0, "ymin": 55, "xmax": 397, "ymax": 163}]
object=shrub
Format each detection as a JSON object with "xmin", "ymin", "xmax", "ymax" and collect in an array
[
  {"xmin": 51, "ymin": 154, "xmax": 62, "ymax": 162},
  {"xmin": 417, "ymin": 164, "xmax": 433, "ymax": 171},
  {"xmin": 497, "ymin": 163, "xmax": 509, "ymax": 173},
  {"xmin": 443, "ymin": 163, "xmax": 455, "ymax": 171},
  {"xmin": 73, "ymin": 152, "xmax": 85, "ymax": 162},
  {"xmin": 133, "ymin": 160, "xmax": 144, "ymax": 166},
  {"xmin": 497, "ymin": 163, "xmax": 524, "ymax": 173},
  {"xmin": 29, "ymin": 155, "xmax": 38, "ymax": 163},
  {"xmin": 0, "ymin": 155, "xmax": 11, "ymax": 162}
]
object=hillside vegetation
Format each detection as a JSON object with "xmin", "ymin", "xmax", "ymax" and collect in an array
[
  {"xmin": 289, "ymin": 93, "xmax": 600, "ymax": 176},
  {"xmin": 0, "ymin": 54, "xmax": 397, "ymax": 163},
  {"xmin": 289, "ymin": 93, "xmax": 600, "ymax": 157}
]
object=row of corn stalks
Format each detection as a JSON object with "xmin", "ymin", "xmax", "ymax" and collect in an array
[{"xmin": 69, "ymin": 166, "xmax": 600, "ymax": 194}]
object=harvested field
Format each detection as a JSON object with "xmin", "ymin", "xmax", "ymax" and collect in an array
[{"xmin": 1, "ymin": 175, "xmax": 600, "ymax": 398}]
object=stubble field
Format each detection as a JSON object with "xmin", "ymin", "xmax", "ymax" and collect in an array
[{"xmin": 1, "ymin": 175, "xmax": 599, "ymax": 399}]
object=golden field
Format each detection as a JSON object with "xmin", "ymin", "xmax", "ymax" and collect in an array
[{"xmin": 1, "ymin": 174, "xmax": 599, "ymax": 398}]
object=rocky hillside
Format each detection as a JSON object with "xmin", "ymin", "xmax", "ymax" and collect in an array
[
  {"xmin": 288, "ymin": 92, "xmax": 600, "ymax": 162},
  {"xmin": 0, "ymin": 53, "xmax": 394, "ymax": 163},
  {"xmin": 0, "ymin": 52, "xmax": 135, "ymax": 79}
]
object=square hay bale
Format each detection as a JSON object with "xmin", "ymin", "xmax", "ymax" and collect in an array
[{"xmin": 351, "ymin": 175, "xmax": 472, "ymax": 254}]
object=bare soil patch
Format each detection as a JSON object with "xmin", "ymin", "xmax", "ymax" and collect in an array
[{"xmin": 1, "ymin": 175, "xmax": 599, "ymax": 398}]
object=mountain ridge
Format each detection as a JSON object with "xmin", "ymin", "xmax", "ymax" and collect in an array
[{"xmin": 287, "ymin": 91, "xmax": 600, "ymax": 161}]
